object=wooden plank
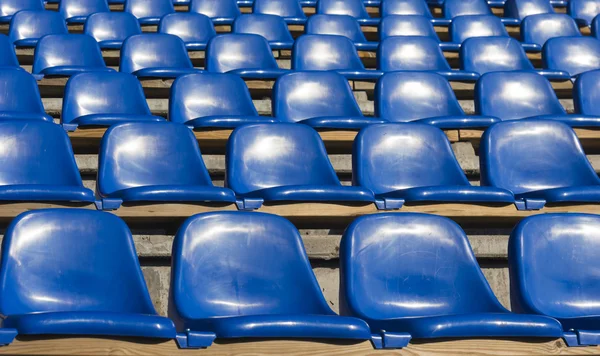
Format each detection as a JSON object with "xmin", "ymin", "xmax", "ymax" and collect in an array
[{"xmin": 460, "ymin": 128, "xmax": 600, "ymax": 150}]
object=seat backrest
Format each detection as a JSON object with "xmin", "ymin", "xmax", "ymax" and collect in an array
[
  {"xmin": 0, "ymin": 0, "xmax": 44, "ymax": 18},
  {"xmin": 574, "ymin": 69, "xmax": 600, "ymax": 115},
  {"xmin": 317, "ymin": 0, "xmax": 370, "ymax": 18},
  {"xmin": 353, "ymin": 124, "xmax": 469, "ymax": 194},
  {"xmin": 233, "ymin": 14, "xmax": 293, "ymax": 43},
  {"xmin": 504, "ymin": 0, "xmax": 554, "ymax": 20},
  {"xmin": 509, "ymin": 213, "xmax": 600, "ymax": 318},
  {"xmin": 480, "ymin": 119, "xmax": 599, "ymax": 194},
  {"xmin": 124, "ymin": 0, "xmax": 174, "ymax": 20},
  {"xmin": 340, "ymin": 213, "xmax": 506, "ymax": 320},
  {"xmin": 189, "ymin": 0, "xmax": 240, "ymax": 18},
  {"xmin": 98, "ymin": 122, "xmax": 215, "ymax": 196},
  {"xmin": 0, "ymin": 34, "xmax": 20, "ymax": 66},
  {"xmin": 306, "ymin": 14, "xmax": 367, "ymax": 42},
  {"xmin": 378, "ymin": 36, "xmax": 451, "ymax": 71},
  {"xmin": 62, "ymin": 72, "xmax": 152, "ymax": 125},
  {"xmin": 9, "ymin": 10, "xmax": 68, "ymax": 44},
  {"xmin": 0, "ymin": 69, "xmax": 47, "ymax": 116},
  {"xmin": 59, "ymin": 0, "xmax": 109, "ymax": 20},
  {"xmin": 380, "ymin": 0, "xmax": 433, "ymax": 18},
  {"xmin": 292, "ymin": 34, "xmax": 366, "ymax": 71},
  {"xmin": 450, "ymin": 15, "xmax": 508, "ymax": 44},
  {"xmin": 379, "ymin": 14, "xmax": 439, "ymax": 41},
  {"xmin": 444, "ymin": 0, "xmax": 492, "ymax": 18},
  {"xmin": 159, "ymin": 13, "xmax": 216, "ymax": 44},
  {"xmin": 226, "ymin": 123, "xmax": 341, "ymax": 194},
  {"xmin": 253, "ymin": 0, "xmax": 306, "ymax": 18},
  {"xmin": 170, "ymin": 211, "xmax": 334, "ymax": 320},
  {"xmin": 32, "ymin": 34, "xmax": 106, "ymax": 74},
  {"xmin": 475, "ymin": 71, "xmax": 565, "ymax": 120},
  {"xmin": 273, "ymin": 71, "xmax": 362, "ymax": 123},
  {"xmin": 169, "ymin": 73, "xmax": 258, "ymax": 124},
  {"xmin": 568, "ymin": 0, "xmax": 600, "ymax": 25},
  {"xmin": 205, "ymin": 34, "xmax": 279, "ymax": 72},
  {"xmin": 120, "ymin": 34, "xmax": 193, "ymax": 73},
  {"xmin": 375, "ymin": 72, "xmax": 465, "ymax": 121},
  {"xmin": 543, "ymin": 36, "xmax": 600, "ymax": 77},
  {"xmin": 461, "ymin": 36, "xmax": 534, "ymax": 74},
  {"xmin": 594, "ymin": 15, "xmax": 600, "ymax": 39},
  {"xmin": 521, "ymin": 14, "xmax": 581, "ymax": 47},
  {"xmin": 84, "ymin": 12, "xmax": 141, "ymax": 43},
  {"xmin": 0, "ymin": 209, "xmax": 157, "ymax": 315}
]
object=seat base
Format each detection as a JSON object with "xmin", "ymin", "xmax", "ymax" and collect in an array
[
  {"xmin": 185, "ymin": 115, "xmax": 277, "ymax": 129},
  {"xmin": 131, "ymin": 67, "xmax": 203, "ymax": 79},
  {"xmin": 514, "ymin": 185, "xmax": 600, "ymax": 210},
  {"xmin": 63, "ymin": 114, "xmax": 166, "ymax": 131}
]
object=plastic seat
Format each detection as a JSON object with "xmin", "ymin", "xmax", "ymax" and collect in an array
[
  {"xmin": 317, "ymin": 0, "xmax": 379, "ymax": 25},
  {"xmin": 306, "ymin": 14, "xmax": 377, "ymax": 50},
  {"xmin": 84, "ymin": 12, "xmax": 142, "ymax": 49},
  {"xmin": 379, "ymin": 15, "xmax": 451, "ymax": 49},
  {"xmin": 32, "ymin": 34, "xmax": 114, "ymax": 80},
  {"xmin": 189, "ymin": 0, "xmax": 240, "ymax": 25},
  {"xmin": 159, "ymin": 13, "xmax": 216, "ymax": 51},
  {"xmin": 568, "ymin": 0, "xmax": 600, "ymax": 26},
  {"xmin": 292, "ymin": 35, "xmax": 383, "ymax": 80},
  {"xmin": 253, "ymin": 0, "xmax": 307, "ymax": 24},
  {"xmin": 509, "ymin": 213, "xmax": 600, "ymax": 346},
  {"xmin": 521, "ymin": 14, "xmax": 581, "ymax": 48},
  {"xmin": 339, "ymin": 213, "xmax": 564, "ymax": 349},
  {"xmin": 378, "ymin": 36, "xmax": 479, "ymax": 81},
  {"xmin": 120, "ymin": 34, "xmax": 201, "ymax": 79},
  {"xmin": 480, "ymin": 119, "xmax": 600, "ymax": 210},
  {"xmin": 0, "ymin": 34, "xmax": 20, "ymax": 68},
  {"xmin": 124, "ymin": 0, "xmax": 174, "ymax": 25},
  {"xmin": 460, "ymin": 36, "xmax": 570, "ymax": 80},
  {"xmin": 59, "ymin": 0, "xmax": 109, "ymax": 24},
  {"xmin": 444, "ymin": 0, "xmax": 519, "ymax": 24},
  {"xmin": 0, "ymin": 209, "xmax": 176, "ymax": 344},
  {"xmin": 97, "ymin": 122, "xmax": 236, "ymax": 210},
  {"xmin": 593, "ymin": 14, "xmax": 600, "ymax": 38},
  {"xmin": 380, "ymin": 0, "xmax": 448, "ymax": 25},
  {"xmin": 170, "ymin": 73, "xmax": 276, "ymax": 128},
  {"xmin": 543, "ymin": 36, "xmax": 600, "ymax": 77},
  {"xmin": 62, "ymin": 72, "xmax": 165, "ymax": 131},
  {"xmin": 450, "ymin": 15, "xmax": 537, "ymax": 51},
  {"xmin": 205, "ymin": 34, "xmax": 288, "ymax": 79},
  {"xmin": 375, "ymin": 72, "xmax": 499, "ymax": 129},
  {"xmin": 504, "ymin": 0, "xmax": 555, "ymax": 23},
  {"xmin": 0, "ymin": 69, "xmax": 53, "ymax": 122},
  {"xmin": 574, "ymin": 69, "xmax": 600, "ymax": 117},
  {"xmin": 170, "ymin": 211, "xmax": 372, "ymax": 348},
  {"xmin": 273, "ymin": 71, "xmax": 386, "ymax": 129},
  {"xmin": 8, "ymin": 11, "xmax": 68, "ymax": 47},
  {"xmin": 0, "ymin": 0, "xmax": 44, "ymax": 23},
  {"xmin": 233, "ymin": 14, "xmax": 294, "ymax": 50},
  {"xmin": 226, "ymin": 123, "xmax": 375, "ymax": 209}
]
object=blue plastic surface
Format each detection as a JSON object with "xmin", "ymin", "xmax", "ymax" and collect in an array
[
  {"xmin": 379, "ymin": 0, "xmax": 435, "ymax": 20},
  {"xmin": 480, "ymin": 119, "xmax": 600, "ymax": 210},
  {"xmin": 509, "ymin": 213, "xmax": 600, "ymax": 346},
  {"xmin": 170, "ymin": 73, "xmax": 275, "ymax": 128},
  {"xmin": 568, "ymin": 0, "xmax": 600, "ymax": 26},
  {"xmin": 378, "ymin": 15, "xmax": 444, "ymax": 47},
  {"xmin": 306, "ymin": 15, "xmax": 377, "ymax": 50},
  {"xmin": 573, "ymin": 69, "xmax": 600, "ymax": 116},
  {"xmin": 375, "ymin": 72, "xmax": 499, "ymax": 128},
  {"xmin": 205, "ymin": 34, "xmax": 288, "ymax": 78},
  {"xmin": 32, "ymin": 34, "xmax": 114, "ymax": 79},
  {"xmin": 0, "ymin": 209, "xmax": 176, "ymax": 341},
  {"xmin": 317, "ymin": 0, "xmax": 378, "ymax": 25},
  {"xmin": 354, "ymin": 124, "xmax": 514, "ymax": 209},
  {"xmin": 0, "ymin": 69, "xmax": 53, "ymax": 122},
  {"xmin": 120, "ymin": 34, "xmax": 201, "ymax": 78},
  {"xmin": 226, "ymin": 123, "xmax": 375, "ymax": 209},
  {"xmin": 543, "ymin": 36, "xmax": 600, "ymax": 77},
  {"xmin": 189, "ymin": 0, "xmax": 240, "ymax": 25},
  {"xmin": 59, "ymin": 0, "xmax": 109, "ymax": 24},
  {"xmin": 449, "ymin": 15, "xmax": 516, "ymax": 50},
  {"xmin": 593, "ymin": 14, "xmax": 600, "ymax": 39},
  {"xmin": 84, "ymin": 12, "xmax": 142, "ymax": 49},
  {"xmin": 0, "ymin": 34, "xmax": 20, "ymax": 68},
  {"xmin": 97, "ymin": 122, "xmax": 236, "ymax": 210},
  {"xmin": 504, "ymin": 0, "xmax": 555, "ymax": 22},
  {"xmin": 169, "ymin": 211, "xmax": 372, "ymax": 348},
  {"xmin": 0, "ymin": 0, "xmax": 44, "ymax": 23},
  {"xmin": 521, "ymin": 14, "xmax": 581, "ymax": 47},
  {"xmin": 62, "ymin": 72, "xmax": 164, "ymax": 131},
  {"xmin": 339, "ymin": 213, "xmax": 564, "ymax": 347},
  {"xmin": 124, "ymin": 0, "xmax": 174, "ymax": 25},
  {"xmin": 252, "ymin": 0, "xmax": 307, "ymax": 24},
  {"xmin": 273, "ymin": 71, "xmax": 386, "ymax": 129},
  {"xmin": 444, "ymin": 0, "xmax": 494, "ymax": 19},
  {"xmin": 233, "ymin": 14, "xmax": 294, "ymax": 50},
  {"xmin": 9, "ymin": 11, "xmax": 68, "ymax": 47},
  {"xmin": 159, "ymin": 13, "xmax": 216, "ymax": 50}
]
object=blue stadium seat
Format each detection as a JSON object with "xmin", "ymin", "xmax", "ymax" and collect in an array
[
  {"xmin": 169, "ymin": 73, "xmax": 277, "ymax": 128},
  {"xmin": 0, "ymin": 34, "xmax": 21, "ymax": 68},
  {"xmin": 292, "ymin": 35, "xmax": 383, "ymax": 80},
  {"xmin": 120, "ymin": 34, "xmax": 201, "ymax": 78},
  {"xmin": 159, "ymin": 13, "xmax": 216, "ymax": 50},
  {"xmin": 226, "ymin": 123, "xmax": 375, "ymax": 209},
  {"xmin": 189, "ymin": 0, "xmax": 240, "ymax": 25},
  {"xmin": 306, "ymin": 14, "xmax": 377, "ymax": 50},
  {"xmin": 460, "ymin": 36, "xmax": 570, "ymax": 79},
  {"xmin": 521, "ymin": 14, "xmax": 581, "ymax": 48},
  {"xmin": 9, "ymin": 11, "xmax": 68, "ymax": 47},
  {"xmin": 205, "ymin": 34, "xmax": 289, "ymax": 78},
  {"xmin": 568, "ymin": 0, "xmax": 600, "ymax": 26},
  {"xmin": 59, "ymin": 0, "xmax": 109, "ymax": 24},
  {"xmin": 170, "ymin": 211, "xmax": 372, "ymax": 348},
  {"xmin": 450, "ymin": 15, "xmax": 538, "ymax": 51},
  {"xmin": 252, "ymin": 0, "xmax": 307, "ymax": 24},
  {"xmin": 84, "ymin": 12, "xmax": 142, "ymax": 49},
  {"xmin": 543, "ymin": 36, "xmax": 600, "ymax": 77},
  {"xmin": 0, "ymin": 0, "xmax": 44, "ymax": 23},
  {"xmin": 0, "ymin": 69, "xmax": 53, "ymax": 122},
  {"xmin": 0, "ymin": 209, "xmax": 176, "ymax": 343},
  {"xmin": 354, "ymin": 124, "xmax": 514, "ymax": 209},
  {"xmin": 574, "ymin": 69, "xmax": 600, "ymax": 117},
  {"xmin": 273, "ymin": 71, "xmax": 386, "ymax": 129},
  {"xmin": 380, "ymin": 0, "xmax": 448, "ymax": 25},
  {"xmin": 379, "ymin": 15, "xmax": 452, "ymax": 50},
  {"xmin": 233, "ymin": 14, "xmax": 294, "ymax": 50},
  {"xmin": 378, "ymin": 36, "xmax": 479, "ymax": 81},
  {"xmin": 339, "ymin": 213, "xmax": 564, "ymax": 349},
  {"xmin": 62, "ymin": 72, "xmax": 165, "ymax": 131},
  {"xmin": 593, "ymin": 14, "xmax": 600, "ymax": 38},
  {"xmin": 509, "ymin": 213, "xmax": 600, "ymax": 347},
  {"xmin": 480, "ymin": 119, "xmax": 600, "ymax": 210},
  {"xmin": 32, "ymin": 34, "xmax": 114, "ymax": 80},
  {"xmin": 375, "ymin": 72, "xmax": 499, "ymax": 128},
  {"xmin": 97, "ymin": 122, "xmax": 236, "ymax": 210},
  {"xmin": 444, "ymin": 0, "xmax": 519, "ymax": 24},
  {"xmin": 504, "ymin": 0, "xmax": 555, "ymax": 23},
  {"xmin": 124, "ymin": 0, "xmax": 174, "ymax": 25},
  {"xmin": 317, "ymin": 0, "xmax": 379, "ymax": 25}
]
